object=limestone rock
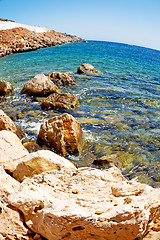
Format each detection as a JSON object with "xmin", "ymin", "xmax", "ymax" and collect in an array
[
  {"xmin": 13, "ymin": 150, "xmax": 76, "ymax": 182},
  {"xmin": 21, "ymin": 74, "xmax": 60, "ymax": 97},
  {"xmin": 77, "ymin": 63, "xmax": 100, "ymax": 74},
  {"xmin": 23, "ymin": 141, "xmax": 41, "ymax": 153},
  {"xmin": 0, "ymin": 166, "xmax": 20, "ymax": 202},
  {"xmin": 37, "ymin": 113, "xmax": 83, "ymax": 156},
  {"xmin": 9, "ymin": 165, "xmax": 160, "ymax": 240},
  {"xmin": 0, "ymin": 110, "xmax": 24, "ymax": 139},
  {"xmin": 0, "ymin": 80, "xmax": 14, "ymax": 96},
  {"xmin": 0, "ymin": 201, "xmax": 32, "ymax": 240},
  {"xmin": 0, "ymin": 130, "xmax": 28, "ymax": 172},
  {"xmin": 41, "ymin": 92, "xmax": 79, "ymax": 110},
  {"xmin": 49, "ymin": 72, "xmax": 77, "ymax": 87}
]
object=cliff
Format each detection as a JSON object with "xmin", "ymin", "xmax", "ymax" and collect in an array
[{"xmin": 0, "ymin": 21, "xmax": 85, "ymax": 58}]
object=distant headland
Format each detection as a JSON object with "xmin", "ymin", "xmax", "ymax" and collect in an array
[{"xmin": 0, "ymin": 19, "xmax": 86, "ymax": 58}]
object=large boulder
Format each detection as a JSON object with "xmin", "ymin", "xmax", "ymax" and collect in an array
[
  {"xmin": 0, "ymin": 109, "xmax": 24, "ymax": 139},
  {"xmin": 37, "ymin": 113, "xmax": 83, "ymax": 156},
  {"xmin": 9, "ymin": 162, "xmax": 160, "ymax": 240},
  {"xmin": 0, "ymin": 167, "xmax": 33, "ymax": 240},
  {"xmin": 0, "ymin": 130, "xmax": 28, "ymax": 173},
  {"xmin": 77, "ymin": 63, "xmax": 100, "ymax": 74},
  {"xmin": 0, "ymin": 80, "xmax": 14, "ymax": 96},
  {"xmin": 13, "ymin": 150, "xmax": 76, "ymax": 182},
  {"xmin": 21, "ymin": 74, "xmax": 60, "ymax": 97},
  {"xmin": 49, "ymin": 72, "xmax": 77, "ymax": 87},
  {"xmin": 41, "ymin": 92, "xmax": 79, "ymax": 110}
]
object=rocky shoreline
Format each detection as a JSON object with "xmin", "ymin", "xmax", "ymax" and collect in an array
[
  {"xmin": 0, "ymin": 26, "xmax": 85, "ymax": 58},
  {"xmin": 0, "ymin": 62, "xmax": 159, "ymax": 239}
]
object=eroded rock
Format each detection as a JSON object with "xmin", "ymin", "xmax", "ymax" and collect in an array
[
  {"xmin": 13, "ymin": 150, "xmax": 76, "ymax": 182},
  {"xmin": 21, "ymin": 74, "xmax": 60, "ymax": 97},
  {"xmin": 41, "ymin": 92, "xmax": 79, "ymax": 110},
  {"xmin": 0, "ymin": 80, "xmax": 14, "ymax": 96},
  {"xmin": 77, "ymin": 63, "xmax": 100, "ymax": 74},
  {"xmin": 9, "ymin": 164, "xmax": 160, "ymax": 240},
  {"xmin": 0, "ymin": 109, "xmax": 24, "ymax": 139},
  {"xmin": 0, "ymin": 130, "xmax": 28, "ymax": 172},
  {"xmin": 49, "ymin": 72, "xmax": 77, "ymax": 87},
  {"xmin": 37, "ymin": 113, "xmax": 83, "ymax": 156}
]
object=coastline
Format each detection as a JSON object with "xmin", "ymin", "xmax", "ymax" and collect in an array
[{"xmin": 0, "ymin": 21, "xmax": 85, "ymax": 58}]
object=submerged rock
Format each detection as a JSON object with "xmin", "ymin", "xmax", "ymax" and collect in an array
[
  {"xmin": 37, "ymin": 113, "xmax": 83, "ymax": 156},
  {"xmin": 9, "ymin": 155, "xmax": 160, "ymax": 240},
  {"xmin": 21, "ymin": 74, "xmax": 60, "ymax": 97},
  {"xmin": 77, "ymin": 63, "xmax": 100, "ymax": 74},
  {"xmin": 0, "ymin": 109, "xmax": 24, "ymax": 139},
  {"xmin": 49, "ymin": 72, "xmax": 77, "ymax": 87},
  {"xmin": 41, "ymin": 92, "xmax": 79, "ymax": 110},
  {"xmin": 0, "ymin": 80, "xmax": 14, "ymax": 96}
]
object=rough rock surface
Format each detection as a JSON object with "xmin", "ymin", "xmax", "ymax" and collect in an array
[
  {"xmin": 21, "ymin": 74, "xmax": 59, "ymax": 97},
  {"xmin": 13, "ymin": 150, "xmax": 76, "ymax": 182},
  {"xmin": 9, "ymin": 156, "xmax": 160, "ymax": 240},
  {"xmin": 0, "ymin": 27, "xmax": 86, "ymax": 58},
  {"xmin": 0, "ymin": 166, "xmax": 34, "ymax": 239},
  {"xmin": 0, "ymin": 166, "xmax": 20, "ymax": 201},
  {"xmin": 0, "ymin": 80, "xmax": 14, "ymax": 96},
  {"xmin": 49, "ymin": 72, "xmax": 77, "ymax": 87},
  {"xmin": 41, "ymin": 92, "xmax": 79, "ymax": 110},
  {"xmin": 0, "ymin": 130, "xmax": 28, "ymax": 172},
  {"xmin": 38, "ymin": 113, "xmax": 83, "ymax": 156},
  {"xmin": 37, "ymin": 113, "xmax": 83, "ymax": 156},
  {"xmin": 0, "ymin": 109, "xmax": 24, "ymax": 138},
  {"xmin": 77, "ymin": 63, "xmax": 100, "ymax": 74}
]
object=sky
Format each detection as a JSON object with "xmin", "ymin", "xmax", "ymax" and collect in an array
[{"xmin": 0, "ymin": 0, "xmax": 160, "ymax": 50}]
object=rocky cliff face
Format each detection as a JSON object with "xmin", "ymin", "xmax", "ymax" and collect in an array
[{"xmin": 0, "ymin": 26, "xmax": 85, "ymax": 58}]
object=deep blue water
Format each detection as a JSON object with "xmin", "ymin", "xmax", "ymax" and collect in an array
[{"xmin": 0, "ymin": 40, "xmax": 160, "ymax": 186}]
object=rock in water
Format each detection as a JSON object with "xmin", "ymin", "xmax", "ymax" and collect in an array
[
  {"xmin": 37, "ymin": 113, "xmax": 83, "ymax": 156},
  {"xmin": 41, "ymin": 92, "xmax": 79, "ymax": 110},
  {"xmin": 0, "ymin": 109, "xmax": 24, "ymax": 139},
  {"xmin": 0, "ymin": 80, "xmax": 14, "ymax": 96},
  {"xmin": 49, "ymin": 72, "xmax": 77, "ymax": 87},
  {"xmin": 77, "ymin": 63, "xmax": 100, "ymax": 74},
  {"xmin": 21, "ymin": 74, "xmax": 60, "ymax": 97}
]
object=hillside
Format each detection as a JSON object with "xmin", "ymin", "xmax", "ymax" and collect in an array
[{"xmin": 0, "ymin": 21, "xmax": 85, "ymax": 58}]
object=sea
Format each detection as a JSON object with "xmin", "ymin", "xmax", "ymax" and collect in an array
[{"xmin": 0, "ymin": 40, "xmax": 160, "ymax": 187}]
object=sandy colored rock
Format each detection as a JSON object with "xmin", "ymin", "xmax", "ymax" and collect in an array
[
  {"xmin": 37, "ymin": 113, "xmax": 83, "ymax": 156},
  {"xmin": 49, "ymin": 72, "xmax": 77, "ymax": 87},
  {"xmin": 0, "ymin": 201, "xmax": 32, "ymax": 240},
  {"xmin": 13, "ymin": 150, "xmax": 76, "ymax": 182},
  {"xmin": 21, "ymin": 74, "xmax": 60, "ymax": 97},
  {"xmin": 9, "ymin": 163, "xmax": 160, "ymax": 240},
  {"xmin": 0, "ymin": 130, "xmax": 28, "ymax": 172},
  {"xmin": 41, "ymin": 92, "xmax": 79, "ymax": 110},
  {"xmin": 0, "ymin": 109, "xmax": 24, "ymax": 138},
  {"xmin": 23, "ymin": 141, "xmax": 41, "ymax": 153},
  {"xmin": 0, "ymin": 81, "xmax": 14, "ymax": 96},
  {"xmin": 0, "ymin": 166, "xmax": 20, "ymax": 202},
  {"xmin": 77, "ymin": 63, "xmax": 100, "ymax": 74}
]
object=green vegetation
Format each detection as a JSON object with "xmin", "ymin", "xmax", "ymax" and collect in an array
[{"xmin": 0, "ymin": 18, "xmax": 15, "ymax": 22}]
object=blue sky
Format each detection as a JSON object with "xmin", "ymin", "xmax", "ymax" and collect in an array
[{"xmin": 0, "ymin": 0, "xmax": 160, "ymax": 50}]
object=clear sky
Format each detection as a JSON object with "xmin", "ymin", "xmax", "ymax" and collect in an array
[{"xmin": 0, "ymin": 0, "xmax": 160, "ymax": 50}]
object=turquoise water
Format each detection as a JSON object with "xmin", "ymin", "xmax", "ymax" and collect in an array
[{"xmin": 0, "ymin": 40, "xmax": 160, "ymax": 186}]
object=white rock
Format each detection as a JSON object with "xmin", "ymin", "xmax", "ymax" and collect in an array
[
  {"xmin": 0, "ymin": 130, "xmax": 28, "ymax": 172},
  {"xmin": 9, "ymin": 164, "xmax": 160, "ymax": 240}
]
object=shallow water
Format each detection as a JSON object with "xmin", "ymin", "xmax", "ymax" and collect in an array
[{"xmin": 0, "ymin": 41, "xmax": 160, "ymax": 187}]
